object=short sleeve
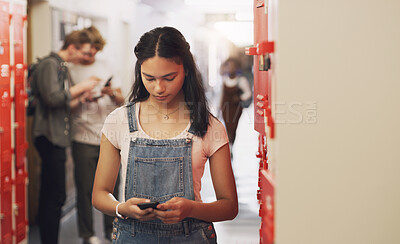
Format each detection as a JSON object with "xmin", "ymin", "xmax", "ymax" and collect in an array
[
  {"xmin": 203, "ymin": 117, "xmax": 229, "ymax": 158},
  {"xmin": 101, "ymin": 106, "xmax": 127, "ymax": 149},
  {"xmin": 238, "ymin": 76, "xmax": 252, "ymax": 101}
]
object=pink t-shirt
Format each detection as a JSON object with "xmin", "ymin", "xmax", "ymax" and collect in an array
[{"xmin": 101, "ymin": 103, "xmax": 229, "ymax": 202}]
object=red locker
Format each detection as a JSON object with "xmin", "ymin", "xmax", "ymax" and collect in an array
[
  {"xmin": 14, "ymin": 83, "xmax": 26, "ymax": 170},
  {"xmin": 0, "ymin": 85, "xmax": 12, "ymax": 175},
  {"xmin": 13, "ymin": 3, "xmax": 24, "ymax": 83},
  {"xmin": 0, "ymin": 0, "xmax": 10, "ymax": 66},
  {"xmin": 1, "ymin": 174, "xmax": 13, "ymax": 244},
  {"xmin": 12, "ymin": 3, "xmax": 28, "ymax": 242},
  {"xmin": 0, "ymin": 0, "xmax": 10, "ymax": 87},
  {"xmin": 0, "ymin": 1, "xmax": 13, "ymax": 243},
  {"xmin": 259, "ymin": 170, "xmax": 274, "ymax": 244},
  {"xmin": 246, "ymin": 0, "xmax": 275, "ymax": 138},
  {"xmin": 13, "ymin": 3, "xmax": 27, "ymax": 169},
  {"xmin": 246, "ymin": 1, "xmax": 276, "ymax": 243},
  {"xmin": 14, "ymin": 169, "xmax": 28, "ymax": 243}
]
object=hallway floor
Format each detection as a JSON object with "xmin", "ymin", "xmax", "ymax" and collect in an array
[{"xmin": 28, "ymin": 104, "xmax": 261, "ymax": 244}]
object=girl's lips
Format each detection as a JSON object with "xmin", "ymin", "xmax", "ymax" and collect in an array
[{"xmin": 155, "ymin": 95, "xmax": 168, "ymax": 101}]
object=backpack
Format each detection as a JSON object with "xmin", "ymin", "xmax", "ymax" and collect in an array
[{"xmin": 26, "ymin": 58, "xmax": 42, "ymax": 116}]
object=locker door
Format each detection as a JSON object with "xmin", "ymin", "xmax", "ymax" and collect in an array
[
  {"xmin": 0, "ymin": 174, "xmax": 13, "ymax": 244},
  {"xmin": 0, "ymin": 0, "xmax": 10, "ymax": 77},
  {"xmin": 253, "ymin": 0, "xmax": 269, "ymax": 136},
  {"xmin": 259, "ymin": 170, "xmax": 274, "ymax": 244},
  {"xmin": 0, "ymin": 1, "xmax": 13, "ymax": 243},
  {"xmin": 0, "ymin": 0, "xmax": 12, "ymax": 178},
  {"xmin": 247, "ymin": 1, "xmax": 276, "ymax": 244},
  {"xmin": 13, "ymin": 3, "xmax": 27, "ymax": 169},
  {"xmin": 14, "ymin": 169, "xmax": 27, "ymax": 243},
  {"xmin": 246, "ymin": 0, "xmax": 275, "ymax": 138},
  {"xmin": 12, "ymin": 3, "xmax": 28, "ymax": 243}
]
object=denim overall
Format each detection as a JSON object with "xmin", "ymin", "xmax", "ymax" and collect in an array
[{"xmin": 112, "ymin": 102, "xmax": 217, "ymax": 243}]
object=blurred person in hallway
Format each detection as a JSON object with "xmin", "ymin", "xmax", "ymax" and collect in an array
[
  {"xmin": 92, "ymin": 26, "xmax": 238, "ymax": 243},
  {"xmin": 31, "ymin": 30, "xmax": 100, "ymax": 244},
  {"xmin": 219, "ymin": 57, "xmax": 252, "ymax": 149},
  {"xmin": 69, "ymin": 26, "xmax": 124, "ymax": 244}
]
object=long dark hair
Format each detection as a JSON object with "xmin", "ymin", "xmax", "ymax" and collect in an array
[{"xmin": 129, "ymin": 26, "xmax": 210, "ymax": 137}]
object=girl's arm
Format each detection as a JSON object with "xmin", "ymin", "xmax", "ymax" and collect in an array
[
  {"xmin": 92, "ymin": 134, "xmax": 155, "ymax": 221},
  {"xmin": 155, "ymin": 143, "xmax": 238, "ymax": 223}
]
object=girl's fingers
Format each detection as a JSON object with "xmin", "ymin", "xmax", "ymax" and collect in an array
[{"xmin": 154, "ymin": 209, "xmax": 176, "ymax": 217}]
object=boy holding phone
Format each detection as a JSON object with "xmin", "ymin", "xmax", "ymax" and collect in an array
[{"xmin": 69, "ymin": 26, "xmax": 124, "ymax": 244}]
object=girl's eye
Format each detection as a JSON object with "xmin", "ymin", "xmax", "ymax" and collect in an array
[
  {"xmin": 164, "ymin": 76, "xmax": 176, "ymax": 81},
  {"xmin": 144, "ymin": 76, "xmax": 176, "ymax": 81}
]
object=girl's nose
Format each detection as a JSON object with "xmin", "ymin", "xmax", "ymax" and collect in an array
[{"xmin": 154, "ymin": 80, "xmax": 166, "ymax": 94}]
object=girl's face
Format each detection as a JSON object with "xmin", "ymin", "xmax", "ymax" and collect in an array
[{"xmin": 141, "ymin": 56, "xmax": 185, "ymax": 105}]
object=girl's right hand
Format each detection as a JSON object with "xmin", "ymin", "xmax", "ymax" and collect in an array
[{"xmin": 118, "ymin": 198, "xmax": 156, "ymax": 221}]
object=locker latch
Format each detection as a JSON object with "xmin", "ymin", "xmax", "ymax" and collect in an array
[
  {"xmin": 13, "ymin": 203, "xmax": 19, "ymax": 216},
  {"xmin": 259, "ymin": 54, "xmax": 271, "ymax": 71},
  {"xmin": 256, "ymin": 0, "xmax": 264, "ymax": 8}
]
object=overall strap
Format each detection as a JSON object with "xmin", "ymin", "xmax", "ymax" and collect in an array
[
  {"xmin": 127, "ymin": 102, "xmax": 138, "ymax": 133},
  {"xmin": 187, "ymin": 122, "xmax": 196, "ymax": 136}
]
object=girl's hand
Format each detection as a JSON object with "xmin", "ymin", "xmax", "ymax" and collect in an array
[
  {"xmin": 118, "ymin": 198, "xmax": 157, "ymax": 221},
  {"xmin": 154, "ymin": 197, "xmax": 193, "ymax": 224}
]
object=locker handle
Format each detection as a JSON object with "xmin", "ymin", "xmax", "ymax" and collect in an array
[
  {"xmin": 15, "ymin": 63, "xmax": 24, "ymax": 69},
  {"xmin": 256, "ymin": 94, "xmax": 266, "ymax": 101},
  {"xmin": 245, "ymin": 46, "xmax": 257, "ymax": 55},
  {"xmin": 258, "ymin": 41, "xmax": 274, "ymax": 54},
  {"xmin": 257, "ymin": 101, "xmax": 268, "ymax": 110},
  {"xmin": 245, "ymin": 41, "xmax": 274, "ymax": 56},
  {"xmin": 13, "ymin": 203, "xmax": 19, "ymax": 216}
]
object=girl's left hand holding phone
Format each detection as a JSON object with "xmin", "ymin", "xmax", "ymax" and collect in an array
[
  {"xmin": 154, "ymin": 197, "xmax": 193, "ymax": 224},
  {"xmin": 120, "ymin": 197, "xmax": 157, "ymax": 221}
]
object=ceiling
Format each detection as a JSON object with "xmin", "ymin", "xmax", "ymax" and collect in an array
[
  {"xmin": 138, "ymin": 0, "xmax": 254, "ymax": 46},
  {"xmin": 139, "ymin": 0, "xmax": 253, "ymax": 22}
]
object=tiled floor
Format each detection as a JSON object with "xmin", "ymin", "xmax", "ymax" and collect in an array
[{"xmin": 28, "ymin": 104, "xmax": 261, "ymax": 244}]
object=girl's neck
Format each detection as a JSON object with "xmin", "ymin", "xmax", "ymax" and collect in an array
[
  {"xmin": 148, "ymin": 90, "xmax": 185, "ymax": 111},
  {"xmin": 143, "ymin": 91, "xmax": 188, "ymax": 122}
]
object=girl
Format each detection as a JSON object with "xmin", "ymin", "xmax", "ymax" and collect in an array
[{"xmin": 92, "ymin": 26, "xmax": 238, "ymax": 243}]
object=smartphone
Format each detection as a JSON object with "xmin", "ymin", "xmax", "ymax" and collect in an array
[
  {"xmin": 137, "ymin": 201, "xmax": 160, "ymax": 210},
  {"xmin": 104, "ymin": 76, "xmax": 113, "ymax": 87}
]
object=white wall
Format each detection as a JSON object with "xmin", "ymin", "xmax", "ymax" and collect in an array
[
  {"xmin": 275, "ymin": 1, "xmax": 400, "ymax": 243},
  {"xmin": 29, "ymin": 2, "xmax": 52, "ymax": 63},
  {"xmin": 29, "ymin": 0, "xmax": 137, "ymax": 98}
]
